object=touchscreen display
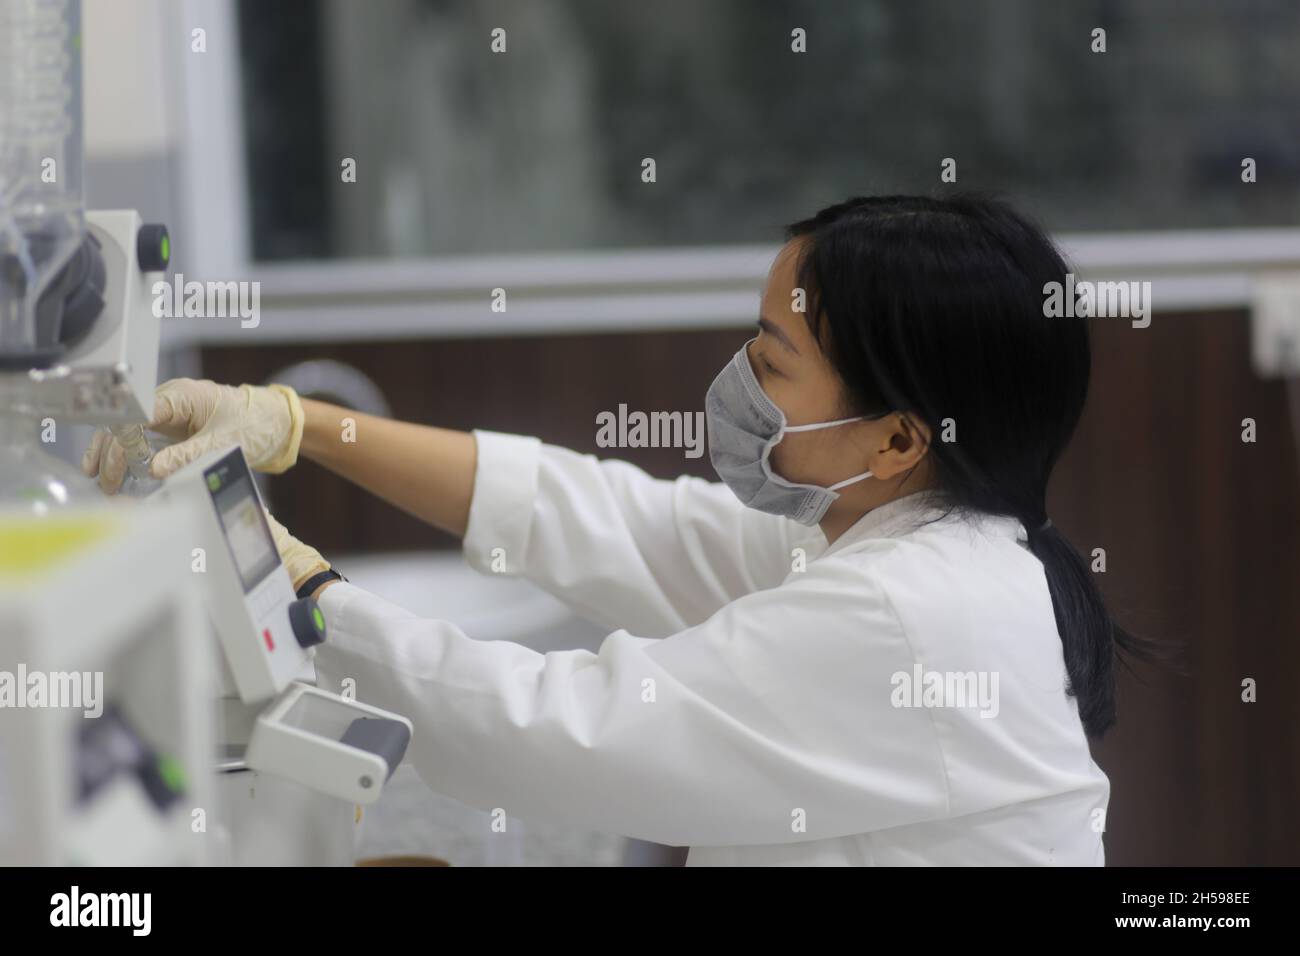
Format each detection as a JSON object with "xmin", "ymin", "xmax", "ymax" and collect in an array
[{"xmin": 205, "ymin": 454, "xmax": 280, "ymax": 594}]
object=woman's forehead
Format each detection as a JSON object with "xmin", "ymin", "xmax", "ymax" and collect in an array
[{"xmin": 766, "ymin": 237, "xmax": 808, "ymax": 288}]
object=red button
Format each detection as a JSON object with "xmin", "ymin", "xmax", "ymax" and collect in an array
[{"xmin": 263, "ymin": 628, "xmax": 275, "ymax": 651}]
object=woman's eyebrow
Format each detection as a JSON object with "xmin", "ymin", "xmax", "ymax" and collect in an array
[{"xmin": 758, "ymin": 316, "xmax": 801, "ymax": 355}]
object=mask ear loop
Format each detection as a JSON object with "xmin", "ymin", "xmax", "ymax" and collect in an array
[
  {"xmin": 826, "ymin": 469, "xmax": 873, "ymax": 491},
  {"xmin": 782, "ymin": 416, "xmax": 865, "ymax": 433},
  {"xmin": 779, "ymin": 415, "xmax": 873, "ymax": 492}
]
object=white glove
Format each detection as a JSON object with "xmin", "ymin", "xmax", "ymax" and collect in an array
[
  {"xmin": 82, "ymin": 378, "xmax": 304, "ymax": 493},
  {"xmin": 262, "ymin": 508, "xmax": 330, "ymax": 592}
]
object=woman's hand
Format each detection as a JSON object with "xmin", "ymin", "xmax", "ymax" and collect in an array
[
  {"xmin": 82, "ymin": 378, "xmax": 305, "ymax": 492},
  {"xmin": 262, "ymin": 507, "xmax": 331, "ymax": 592}
]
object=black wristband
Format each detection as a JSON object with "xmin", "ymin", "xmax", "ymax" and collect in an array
[{"xmin": 296, "ymin": 568, "xmax": 346, "ymax": 600}]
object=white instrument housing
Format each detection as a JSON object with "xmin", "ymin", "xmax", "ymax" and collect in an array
[
  {"xmin": 159, "ymin": 444, "xmax": 411, "ymax": 805},
  {"xmin": 162, "ymin": 445, "xmax": 308, "ymax": 701}
]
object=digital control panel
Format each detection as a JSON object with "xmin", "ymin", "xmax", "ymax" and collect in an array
[{"xmin": 162, "ymin": 445, "xmax": 322, "ymax": 701}]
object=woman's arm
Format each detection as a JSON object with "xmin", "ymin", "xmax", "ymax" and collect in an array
[
  {"xmin": 295, "ymin": 413, "xmax": 818, "ymax": 635},
  {"xmin": 94, "ymin": 380, "xmax": 817, "ymax": 629},
  {"xmin": 299, "ymin": 398, "xmax": 477, "ymax": 537},
  {"xmin": 311, "ymin": 567, "xmax": 950, "ymax": 848}
]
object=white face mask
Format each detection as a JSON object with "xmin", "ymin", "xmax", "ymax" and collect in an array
[{"xmin": 704, "ymin": 339, "xmax": 874, "ymax": 526}]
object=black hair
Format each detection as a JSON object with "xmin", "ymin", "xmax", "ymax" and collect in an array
[{"xmin": 786, "ymin": 193, "xmax": 1160, "ymax": 739}]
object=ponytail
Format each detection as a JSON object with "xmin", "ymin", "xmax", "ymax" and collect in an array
[{"xmin": 1026, "ymin": 523, "xmax": 1116, "ymax": 736}]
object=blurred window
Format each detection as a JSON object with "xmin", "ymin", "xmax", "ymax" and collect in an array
[{"xmin": 236, "ymin": 0, "xmax": 1300, "ymax": 264}]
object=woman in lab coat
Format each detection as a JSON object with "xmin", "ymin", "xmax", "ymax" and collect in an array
[{"xmin": 86, "ymin": 194, "xmax": 1138, "ymax": 865}]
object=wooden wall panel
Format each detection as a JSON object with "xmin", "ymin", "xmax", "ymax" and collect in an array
[{"xmin": 1055, "ymin": 310, "xmax": 1300, "ymax": 865}]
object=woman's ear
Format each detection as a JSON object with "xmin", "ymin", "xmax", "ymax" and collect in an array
[
  {"xmin": 871, "ymin": 411, "xmax": 932, "ymax": 478},
  {"xmin": 898, "ymin": 411, "xmax": 932, "ymax": 456}
]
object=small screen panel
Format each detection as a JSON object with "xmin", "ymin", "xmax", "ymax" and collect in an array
[{"xmin": 205, "ymin": 452, "xmax": 280, "ymax": 594}]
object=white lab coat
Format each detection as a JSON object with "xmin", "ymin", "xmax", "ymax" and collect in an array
[{"xmin": 313, "ymin": 431, "xmax": 1109, "ymax": 866}]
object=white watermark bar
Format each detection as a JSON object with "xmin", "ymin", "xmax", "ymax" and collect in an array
[
  {"xmin": 595, "ymin": 404, "xmax": 706, "ymax": 459},
  {"xmin": 0, "ymin": 665, "xmax": 104, "ymax": 718}
]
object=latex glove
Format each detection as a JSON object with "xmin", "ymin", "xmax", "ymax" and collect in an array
[
  {"xmin": 262, "ymin": 508, "xmax": 330, "ymax": 592},
  {"xmin": 82, "ymin": 378, "xmax": 304, "ymax": 493}
]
